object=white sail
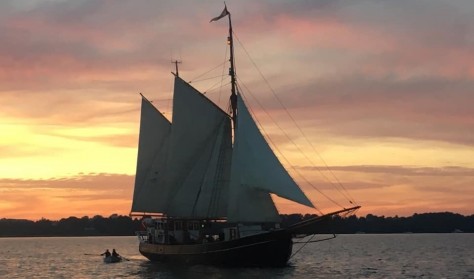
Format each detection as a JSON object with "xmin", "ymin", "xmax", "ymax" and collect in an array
[
  {"xmin": 165, "ymin": 77, "xmax": 232, "ymax": 218},
  {"xmin": 131, "ymin": 96, "xmax": 171, "ymax": 213},
  {"xmin": 227, "ymin": 95, "xmax": 314, "ymax": 222},
  {"xmin": 228, "ymin": 150, "xmax": 280, "ymax": 222}
]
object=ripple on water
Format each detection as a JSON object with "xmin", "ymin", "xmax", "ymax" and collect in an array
[{"xmin": 0, "ymin": 234, "xmax": 473, "ymax": 279}]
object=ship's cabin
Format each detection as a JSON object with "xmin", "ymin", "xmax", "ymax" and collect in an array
[{"xmin": 138, "ymin": 218, "xmax": 280, "ymax": 245}]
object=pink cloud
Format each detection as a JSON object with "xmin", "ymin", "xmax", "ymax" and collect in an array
[{"xmin": 1, "ymin": 1, "xmax": 473, "ymax": 219}]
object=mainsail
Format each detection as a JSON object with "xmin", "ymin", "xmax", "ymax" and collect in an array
[{"xmin": 164, "ymin": 77, "xmax": 232, "ymax": 218}]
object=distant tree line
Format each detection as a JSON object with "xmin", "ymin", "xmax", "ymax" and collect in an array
[
  {"xmin": 0, "ymin": 214, "xmax": 141, "ymax": 237},
  {"xmin": 281, "ymin": 212, "xmax": 474, "ymax": 233},
  {"xmin": 0, "ymin": 212, "xmax": 472, "ymax": 237}
]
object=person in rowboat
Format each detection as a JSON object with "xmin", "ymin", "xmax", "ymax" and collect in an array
[
  {"xmin": 101, "ymin": 249, "xmax": 111, "ymax": 257},
  {"xmin": 112, "ymin": 249, "xmax": 120, "ymax": 258}
]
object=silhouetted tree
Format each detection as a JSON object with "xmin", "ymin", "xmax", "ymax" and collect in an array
[{"xmin": 0, "ymin": 212, "xmax": 473, "ymax": 237}]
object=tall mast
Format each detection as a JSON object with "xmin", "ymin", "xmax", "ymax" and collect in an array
[
  {"xmin": 228, "ymin": 11, "xmax": 238, "ymax": 129},
  {"xmin": 210, "ymin": 5, "xmax": 237, "ymax": 128}
]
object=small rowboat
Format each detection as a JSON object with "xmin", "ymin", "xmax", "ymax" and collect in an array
[{"xmin": 104, "ymin": 255, "xmax": 122, "ymax": 263}]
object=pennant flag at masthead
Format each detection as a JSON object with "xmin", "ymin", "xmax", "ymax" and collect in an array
[{"xmin": 210, "ymin": 6, "xmax": 229, "ymax": 22}]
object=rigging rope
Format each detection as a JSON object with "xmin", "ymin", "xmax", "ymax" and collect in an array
[
  {"xmin": 237, "ymin": 87, "xmax": 327, "ymax": 214},
  {"xmin": 191, "ymin": 75, "xmax": 226, "ymax": 84},
  {"xmin": 233, "ymin": 31, "xmax": 357, "ymax": 207},
  {"xmin": 187, "ymin": 45, "xmax": 230, "ymax": 109},
  {"xmin": 237, "ymin": 83, "xmax": 342, "ymax": 212},
  {"xmin": 203, "ymin": 80, "xmax": 231, "ymax": 95},
  {"xmin": 290, "ymin": 234, "xmax": 337, "ymax": 259},
  {"xmin": 189, "ymin": 62, "xmax": 227, "ymax": 84}
]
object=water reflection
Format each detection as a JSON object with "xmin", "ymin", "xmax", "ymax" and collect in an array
[
  {"xmin": 1, "ymin": 235, "xmax": 473, "ymax": 278},
  {"xmin": 131, "ymin": 260, "xmax": 295, "ymax": 279}
]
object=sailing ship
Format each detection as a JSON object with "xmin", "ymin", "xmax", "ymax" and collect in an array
[{"xmin": 130, "ymin": 6, "xmax": 359, "ymax": 267}]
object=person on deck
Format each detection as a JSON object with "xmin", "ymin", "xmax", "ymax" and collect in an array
[{"xmin": 101, "ymin": 249, "xmax": 111, "ymax": 257}]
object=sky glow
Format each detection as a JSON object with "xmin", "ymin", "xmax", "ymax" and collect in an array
[{"xmin": 1, "ymin": 0, "xmax": 473, "ymax": 220}]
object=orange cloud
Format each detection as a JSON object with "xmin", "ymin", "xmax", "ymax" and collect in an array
[
  {"xmin": 1, "ymin": 1, "xmax": 473, "ymax": 219},
  {"xmin": 0, "ymin": 174, "xmax": 134, "ymax": 220}
]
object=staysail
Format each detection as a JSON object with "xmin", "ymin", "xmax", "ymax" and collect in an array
[
  {"xmin": 131, "ymin": 96, "xmax": 171, "ymax": 213},
  {"xmin": 227, "ymin": 95, "xmax": 315, "ymax": 222}
]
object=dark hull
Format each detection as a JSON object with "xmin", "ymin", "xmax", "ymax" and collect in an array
[
  {"xmin": 139, "ymin": 229, "xmax": 292, "ymax": 267},
  {"xmin": 104, "ymin": 255, "xmax": 122, "ymax": 263}
]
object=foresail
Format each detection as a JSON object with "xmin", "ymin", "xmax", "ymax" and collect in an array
[
  {"xmin": 165, "ymin": 77, "xmax": 232, "ymax": 218},
  {"xmin": 131, "ymin": 96, "xmax": 171, "ymax": 213},
  {"xmin": 228, "ymin": 187, "xmax": 280, "ymax": 223},
  {"xmin": 228, "ymin": 96, "xmax": 314, "ymax": 221},
  {"xmin": 228, "ymin": 145, "xmax": 280, "ymax": 222}
]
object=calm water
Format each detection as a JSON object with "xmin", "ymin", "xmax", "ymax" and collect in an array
[{"xmin": 0, "ymin": 234, "xmax": 473, "ymax": 278}]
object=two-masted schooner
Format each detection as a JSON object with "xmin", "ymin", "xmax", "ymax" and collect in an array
[{"xmin": 130, "ymin": 6, "xmax": 359, "ymax": 267}]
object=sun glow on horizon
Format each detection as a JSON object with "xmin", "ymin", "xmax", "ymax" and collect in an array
[
  {"xmin": 1, "ymin": 1, "xmax": 473, "ymax": 220},
  {"xmin": 0, "ymin": 120, "xmax": 138, "ymax": 179}
]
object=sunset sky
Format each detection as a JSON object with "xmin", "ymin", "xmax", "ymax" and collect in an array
[{"xmin": 1, "ymin": 0, "xmax": 473, "ymax": 220}]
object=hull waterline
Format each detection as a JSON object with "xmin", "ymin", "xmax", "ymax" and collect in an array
[
  {"xmin": 104, "ymin": 255, "xmax": 122, "ymax": 263},
  {"xmin": 139, "ymin": 229, "xmax": 292, "ymax": 267}
]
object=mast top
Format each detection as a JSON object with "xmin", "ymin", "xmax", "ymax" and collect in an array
[
  {"xmin": 172, "ymin": 60, "xmax": 182, "ymax": 77},
  {"xmin": 210, "ymin": 5, "xmax": 237, "ymax": 128}
]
